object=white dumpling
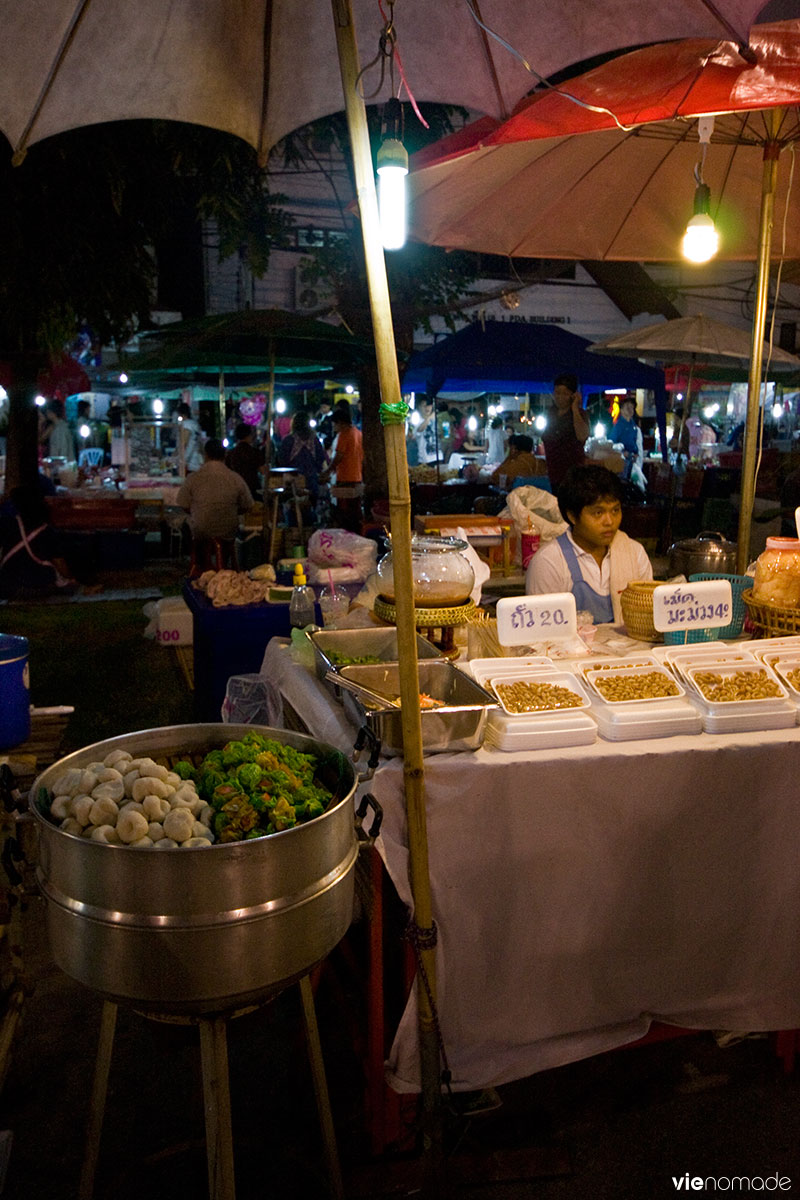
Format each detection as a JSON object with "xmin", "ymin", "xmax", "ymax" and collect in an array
[
  {"xmin": 125, "ymin": 757, "xmax": 154, "ymax": 774},
  {"xmin": 162, "ymin": 807, "xmax": 195, "ymax": 844},
  {"xmin": 79, "ymin": 770, "xmax": 100, "ymax": 795},
  {"xmin": 117, "ymin": 808, "xmax": 149, "ymax": 844},
  {"xmin": 154, "ymin": 838, "xmax": 178, "ymax": 849},
  {"xmin": 59, "ymin": 818, "xmax": 84, "ymax": 837},
  {"xmin": 72, "ymin": 795, "xmax": 95, "ymax": 826},
  {"xmin": 132, "ymin": 776, "xmax": 172, "ymax": 802},
  {"xmin": 191, "ymin": 821, "xmax": 214, "ymax": 842},
  {"xmin": 147, "ymin": 822, "xmax": 166, "ymax": 842},
  {"xmin": 119, "ymin": 800, "xmax": 146, "ymax": 817},
  {"xmin": 142, "ymin": 795, "xmax": 170, "ymax": 822},
  {"xmin": 50, "ymin": 795, "xmax": 73, "ymax": 821},
  {"xmin": 198, "ymin": 804, "xmax": 214, "ymax": 828},
  {"xmin": 52, "ymin": 768, "xmax": 84, "ymax": 798},
  {"xmin": 136, "ymin": 761, "xmax": 169, "ymax": 782},
  {"xmin": 129, "ymin": 835, "xmax": 154, "ymax": 849},
  {"xmin": 89, "ymin": 824, "xmax": 120, "ymax": 844},
  {"xmin": 92, "ymin": 780, "xmax": 125, "ymax": 804},
  {"xmin": 122, "ymin": 769, "xmax": 140, "ymax": 795},
  {"xmin": 89, "ymin": 797, "xmax": 119, "ymax": 827},
  {"xmin": 181, "ymin": 837, "xmax": 213, "ymax": 848},
  {"xmin": 164, "ymin": 772, "xmax": 183, "ymax": 789},
  {"xmin": 93, "ymin": 767, "xmax": 124, "ymax": 784},
  {"xmin": 84, "ymin": 761, "xmax": 107, "ymax": 774},
  {"xmin": 103, "ymin": 749, "xmax": 132, "ymax": 769}
]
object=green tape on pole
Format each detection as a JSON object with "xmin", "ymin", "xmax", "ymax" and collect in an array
[{"xmin": 380, "ymin": 401, "xmax": 409, "ymax": 425}]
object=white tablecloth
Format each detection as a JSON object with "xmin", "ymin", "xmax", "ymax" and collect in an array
[{"xmin": 260, "ymin": 639, "xmax": 800, "ymax": 1093}]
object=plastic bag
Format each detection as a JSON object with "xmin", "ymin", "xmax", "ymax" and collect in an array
[
  {"xmin": 503, "ymin": 486, "xmax": 568, "ymax": 543},
  {"xmin": 221, "ymin": 674, "xmax": 283, "ymax": 726},
  {"xmin": 308, "ymin": 528, "xmax": 377, "ymax": 580}
]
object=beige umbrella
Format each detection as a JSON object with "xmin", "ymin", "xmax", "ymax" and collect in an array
[{"xmin": 0, "ymin": 0, "xmax": 769, "ymax": 165}]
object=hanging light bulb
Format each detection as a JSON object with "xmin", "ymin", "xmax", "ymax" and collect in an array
[
  {"xmin": 682, "ymin": 117, "xmax": 719, "ymax": 263},
  {"xmin": 377, "ymin": 98, "xmax": 408, "ymax": 251},
  {"xmin": 594, "ymin": 422, "xmax": 607, "ymax": 439},
  {"xmin": 534, "ymin": 414, "xmax": 547, "ymax": 431},
  {"xmin": 78, "ymin": 423, "xmax": 91, "ymax": 440}
]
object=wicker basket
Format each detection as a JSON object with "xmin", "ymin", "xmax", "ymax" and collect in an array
[
  {"xmin": 742, "ymin": 588, "xmax": 800, "ymax": 638},
  {"xmin": 619, "ymin": 580, "xmax": 661, "ymax": 642}
]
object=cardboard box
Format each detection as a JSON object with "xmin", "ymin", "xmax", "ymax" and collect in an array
[{"xmin": 155, "ymin": 597, "xmax": 193, "ymax": 646}]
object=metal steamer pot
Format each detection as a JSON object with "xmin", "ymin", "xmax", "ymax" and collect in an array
[
  {"xmin": 30, "ymin": 724, "xmax": 377, "ymax": 1014},
  {"xmin": 668, "ymin": 531, "xmax": 738, "ymax": 577}
]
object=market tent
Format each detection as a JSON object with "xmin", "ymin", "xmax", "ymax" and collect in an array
[{"xmin": 403, "ymin": 321, "xmax": 667, "ymax": 434}]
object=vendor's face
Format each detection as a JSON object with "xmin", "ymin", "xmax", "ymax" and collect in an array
[
  {"xmin": 553, "ymin": 384, "xmax": 574, "ymax": 413},
  {"xmin": 569, "ymin": 495, "xmax": 622, "ymax": 553},
  {"xmin": 620, "ymin": 400, "xmax": 635, "ymax": 420}
]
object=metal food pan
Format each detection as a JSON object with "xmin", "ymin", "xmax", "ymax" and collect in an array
[
  {"xmin": 309, "ymin": 627, "xmax": 443, "ymax": 686},
  {"xmin": 337, "ymin": 660, "xmax": 497, "ymax": 755}
]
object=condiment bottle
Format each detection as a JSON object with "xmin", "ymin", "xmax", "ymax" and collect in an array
[{"xmin": 289, "ymin": 564, "xmax": 316, "ymax": 629}]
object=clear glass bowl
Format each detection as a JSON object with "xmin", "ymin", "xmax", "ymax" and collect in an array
[{"xmin": 376, "ymin": 536, "xmax": 475, "ymax": 608}]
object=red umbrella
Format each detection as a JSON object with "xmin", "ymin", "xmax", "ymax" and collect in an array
[{"xmin": 408, "ymin": 19, "xmax": 800, "ymax": 569}]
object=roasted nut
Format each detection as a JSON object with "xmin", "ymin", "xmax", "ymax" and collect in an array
[
  {"xmin": 591, "ymin": 670, "xmax": 679, "ymax": 702},
  {"xmin": 692, "ymin": 668, "xmax": 781, "ymax": 702},
  {"xmin": 495, "ymin": 680, "xmax": 584, "ymax": 713}
]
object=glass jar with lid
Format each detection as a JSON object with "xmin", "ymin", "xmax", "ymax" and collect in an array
[
  {"xmin": 752, "ymin": 537, "xmax": 800, "ymax": 608},
  {"xmin": 376, "ymin": 536, "xmax": 475, "ymax": 608}
]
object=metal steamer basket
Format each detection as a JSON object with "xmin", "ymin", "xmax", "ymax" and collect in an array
[{"xmin": 30, "ymin": 724, "xmax": 373, "ymax": 1014}]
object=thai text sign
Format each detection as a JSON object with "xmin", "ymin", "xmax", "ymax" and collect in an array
[
  {"xmin": 496, "ymin": 592, "xmax": 577, "ymax": 645},
  {"xmin": 653, "ymin": 581, "xmax": 733, "ymax": 632}
]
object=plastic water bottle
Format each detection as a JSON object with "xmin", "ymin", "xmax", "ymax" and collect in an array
[{"xmin": 289, "ymin": 564, "xmax": 316, "ymax": 630}]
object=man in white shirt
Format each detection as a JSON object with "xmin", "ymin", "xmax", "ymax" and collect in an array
[{"xmin": 525, "ymin": 464, "xmax": 652, "ymax": 624}]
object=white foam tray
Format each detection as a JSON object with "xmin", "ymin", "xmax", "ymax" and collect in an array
[
  {"xmin": 591, "ymin": 697, "xmax": 703, "ymax": 741},
  {"xmin": 485, "ymin": 707, "xmax": 597, "ymax": 751}
]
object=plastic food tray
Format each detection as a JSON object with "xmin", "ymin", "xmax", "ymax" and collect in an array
[
  {"xmin": 467, "ymin": 657, "xmax": 556, "ymax": 691},
  {"xmin": 489, "ymin": 671, "xmax": 591, "ymax": 717},
  {"xmin": 591, "ymin": 698, "xmax": 703, "ymax": 741},
  {"xmin": 580, "ymin": 654, "xmax": 661, "ymax": 681},
  {"xmin": 485, "ymin": 707, "xmax": 597, "ymax": 751},
  {"xmin": 584, "ymin": 664, "xmax": 685, "ymax": 706},
  {"xmin": 684, "ymin": 662, "xmax": 787, "ymax": 708}
]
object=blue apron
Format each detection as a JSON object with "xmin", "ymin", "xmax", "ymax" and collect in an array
[{"xmin": 558, "ymin": 533, "xmax": 614, "ymax": 624}]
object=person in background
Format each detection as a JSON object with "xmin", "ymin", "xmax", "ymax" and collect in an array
[
  {"xmin": 490, "ymin": 434, "xmax": 547, "ymax": 489},
  {"xmin": 525, "ymin": 464, "xmax": 652, "ymax": 624},
  {"xmin": 485, "ymin": 416, "xmax": 506, "ymax": 465},
  {"xmin": 541, "ymin": 373, "xmax": 589, "ymax": 490},
  {"xmin": 320, "ymin": 405, "xmax": 363, "ymax": 532},
  {"xmin": 315, "ymin": 398, "xmax": 335, "ymax": 450},
  {"xmin": 226, "ymin": 422, "xmax": 263, "ymax": 499},
  {"xmin": 176, "ymin": 402, "xmax": 205, "ymax": 473},
  {"xmin": 411, "ymin": 397, "xmax": 438, "ymax": 464},
  {"xmin": 177, "ymin": 438, "xmax": 254, "ymax": 572},
  {"xmin": 39, "ymin": 399, "xmax": 75, "ymax": 462},
  {"xmin": 277, "ymin": 408, "xmax": 327, "ymax": 506},
  {"xmin": 612, "ymin": 398, "xmax": 644, "ymax": 482}
]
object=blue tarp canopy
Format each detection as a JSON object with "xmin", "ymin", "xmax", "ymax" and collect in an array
[{"xmin": 403, "ymin": 321, "xmax": 666, "ymax": 399}]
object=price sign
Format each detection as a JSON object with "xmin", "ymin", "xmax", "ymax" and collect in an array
[
  {"xmin": 652, "ymin": 580, "xmax": 733, "ymax": 632},
  {"xmin": 496, "ymin": 592, "xmax": 577, "ymax": 646}
]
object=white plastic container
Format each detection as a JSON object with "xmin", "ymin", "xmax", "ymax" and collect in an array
[{"xmin": 154, "ymin": 597, "xmax": 193, "ymax": 646}]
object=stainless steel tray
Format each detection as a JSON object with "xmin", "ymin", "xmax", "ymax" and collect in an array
[
  {"xmin": 337, "ymin": 660, "xmax": 497, "ymax": 755},
  {"xmin": 309, "ymin": 626, "xmax": 443, "ymax": 687}
]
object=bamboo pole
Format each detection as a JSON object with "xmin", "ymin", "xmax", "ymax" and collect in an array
[
  {"xmin": 262, "ymin": 343, "xmax": 277, "ymax": 546},
  {"xmin": 330, "ymin": 0, "xmax": 444, "ymax": 1186},
  {"xmin": 736, "ymin": 112, "xmax": 782, "ymax": 575}
]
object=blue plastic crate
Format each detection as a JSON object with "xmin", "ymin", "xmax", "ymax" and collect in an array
[{"xmin": 662, "ymin": 572, "xmax": 750, "ymax": 643}]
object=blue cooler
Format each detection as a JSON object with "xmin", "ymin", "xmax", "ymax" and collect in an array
[{"xmin": 0, "ymin": 634, "xmax": 31, "ymax": 750}]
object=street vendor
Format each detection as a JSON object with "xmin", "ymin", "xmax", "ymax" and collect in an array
[
  {"xmin": 525, "ymin": 464, "xmax": 652, "ymax": 624},
  {"xmin": 541, "ymin": 373, "xmax": 589, "ymax": 489}
]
